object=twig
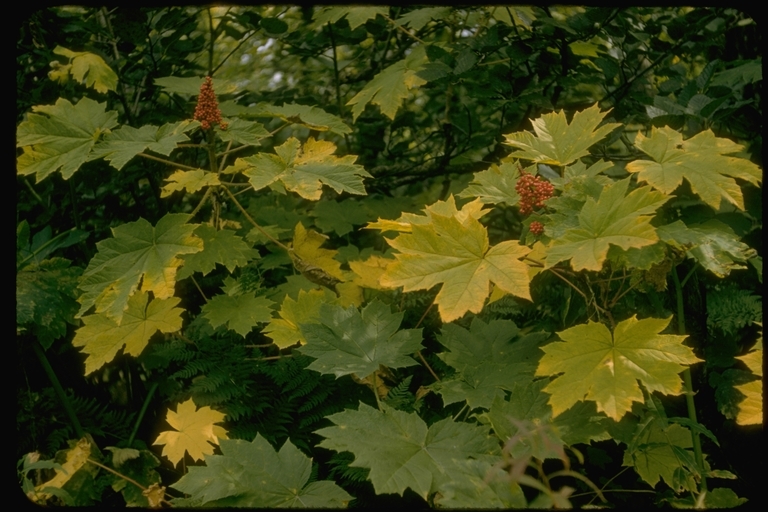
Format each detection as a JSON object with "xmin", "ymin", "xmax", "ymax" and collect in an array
[
  {"xmin": 417, "ymin": 351, "xmax": 440, "ymax": 382},
  {"xmin": 415, "ymin": 302, "xmax": 434, "ymax": 328},
  {"xmin": 138, "ymin": 153, "xmax": 197, "ymax": 170},
  {"xmin": 190, "ymin": 275, "xmax": 208, "ymax": 302},
  {"xmin": 220, "ymin": 185, "xmax": 291, "ymax": 251},
  {"xmin": 86, "ymin": 458, "xmax": 173, "ymax": 507},
  {"xmin": 382, "ymin": 14, "xmax": 426, "ymax": 44},
  {"xmin": 189, "ymin": 187, "xmax": 212, "ymax": 218}
]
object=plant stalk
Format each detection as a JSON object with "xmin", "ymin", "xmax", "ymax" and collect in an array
[{"xmin": 32, "ymin": 339, "xmax": 84, "ymax": 439}]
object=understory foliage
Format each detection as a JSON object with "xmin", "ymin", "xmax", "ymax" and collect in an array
[{"xmin": 17, "ymin": 5, "xmax": 761, "ymax": 508}]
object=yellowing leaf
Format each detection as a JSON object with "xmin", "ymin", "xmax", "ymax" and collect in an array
[
  {"xmin": 72, "ymin": 291, "xmax": 183, "ymax": 375},
  {"xmin": 503, "ymin": 104, "xmax": 621, "ymax": 166},
  {"xmin": 262, "ymin": 288, "xmax": 331, "ymax": 348},
  {"xmin": 335, "ymin": 280, "xmax": 364, "ymax": 307},
  {"xmin": 290, "ymin": 223, "xmax": 345, "ymax": 288},
  {"xmin": 161, "ymin": 169, "xmax": 220, "ymax": 197},
  {"xmin": 32, "ymin": 438, "xmax": 92, "ymax": 503},
  {"xmin": 367, "ymin": 195, "xmax": 488, "ymax": 233},
  {"xmin": 154, "ymin": 399, "xmax": 227, "ymax": 467},
  {"xmin": 458, "ymin": 161, "xmax": 523, "ymax": 206},
  {"xmin": 349, "ymin": 255, "xmax": 391, "ymax": 289},
  {"xmin": 734, "ymin": 380, "xmax": 762, "ymax": 425},
  {"xmin": 347, "ymin": 45, "xmax": 429, "ymax": 121},
  {"xmin": 236, "ymin": 137, "xmax": 371, "ymax": 200},
  {"xmin": 544, "ymin": 178, "xmax": 669, "ymax": 271},
  {"xmin": 52, "ymin": 45, "xmax": 118, "ymax": 93},
  {"xmin": 737, "ymin": 338, "xmax": 762, "ymax": 377},
  {"xmin": 77, "ymin": 213, "xmax": 203, "ymax": 325},
  {"xmin": 535, "ymin": 316, "xmax": 702, "ymax": 421},
  {"xmin": 377, "ymin": 196, "xmax": 532, "ymax": 322},
  {"xmin": 627, "ymin": 127, "xmax": 762, "ymax": 210}
]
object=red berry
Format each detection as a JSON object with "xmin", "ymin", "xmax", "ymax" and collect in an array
[
  {"xmin": 530, "ymin": 221, "xmax": 544, "ymax": 235},
  {"xmin": 194, "ymin": 76, "xmax": 226, "ymax": 130}
]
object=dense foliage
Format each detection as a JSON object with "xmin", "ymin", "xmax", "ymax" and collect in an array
[{"xmin": 17, "ymin": 6, "xmax": 762, "ymax": 508}]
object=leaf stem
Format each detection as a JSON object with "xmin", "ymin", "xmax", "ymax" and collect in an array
[
  {"xmin": 86, "ymin": 458, "xmax": 173, "ymax": 507},
  {"xmin": 417, "ymin": 351, "xmax": 440, "ymax": 382},
  {"xmin": 127, "ymin": 382, "xmax": 158, "ymax": 447},
  {"xmin": 190, "ymin": 275, "xmax": 208, "ymax": 302},
  {"xmin": 220, "ymin": 185, "xmax": 291, "ymax": 251},
  {"xmin": 32, "ymin": 339, "xmax": 84, "ymax": 439},
  {"xmin": 138, "ymin": 152, "xmax": 197, "ymax": 170},
  {"xmin": 189, "ymin": 187, "xmax": 212, "ymax": 218},
  {"xmin": 382, "ymin": 14, "xmax": 426, "ymax": 44},
  {"xmin": 372, "ymin": 371, "xmax": 383, "ymax": 410}
]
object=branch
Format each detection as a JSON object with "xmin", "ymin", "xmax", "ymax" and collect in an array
[
  {"xmin": 86, "ymin": 458, "xmax": 174, "ymax": 507},
  {"xmin": 137, "ymin": 152, "xmax": 197, "ymax": 170},
  {"xmin": 220, "ymin": 185, "xmax": 291, "ymax": 251}
]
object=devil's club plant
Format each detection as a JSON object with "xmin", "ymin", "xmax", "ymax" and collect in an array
[{"xmin": 17, "ymin": 6, "xmax": 761, "ymax": 509}]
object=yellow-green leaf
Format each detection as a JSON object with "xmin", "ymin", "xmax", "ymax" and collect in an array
[
  {"xmin": 535, "ymin": 316, "xmax": 702, "ymax": 421},
  {"xmin": 734, "ymin": 380, "xmax": 762, "ymax": 425},
  {"xmin": 91, "ymin": 121, "xmax": 196, "ymax": 171},
  {"xmin": 290, "ymin": 222, "xmax": 345, "ymax": 287},
  {"xmin": 31, "ymin": 438, "xmax": 92, "ymax": 503},
  {"xmin": 458, "ymin": 161, "xmax": 525, "ymax": 206},
  {"xmin": 262, "ymin": 288, "xmax": 332, "ymax": 348},
  {"xmin": 161, "ymin": 169, "xmax": 220, "ymax": 197},
  {"xmin": 177, "ymin": 225, "xmax": 258, "ymax": 279},
  {"xmin": 52, "ymin": 46, "xmax": 118, "ymax": 93},
  {"xmin": 627, "ymin": 127, "xmax": 762, "ymax": 210},
  {"xmin": 503, "ymin": 104, "xmax": 621, "ymax": 166},
  {"xmin": 201, "ymin": 292, "xmax": 274, "ymax": 337},
  {"xmin": 72, "ymin": 291, "xmax": 183, "ymax": 375},
  {"xmin": 153, "ymin": 399, "xmax": 228, "ymax": 467}
]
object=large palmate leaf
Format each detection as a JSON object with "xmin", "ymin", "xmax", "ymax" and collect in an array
[
  {"xmin": 290, "ymin": 222, "xmax": 345, "ymax": 290},
  {"xmin": 311, "ymin": 199, "xmax": 371, "ymax": 236},
  {"xmin": 311, "ymin": 6, "xmax": 389, "ymax": 31},
  {"xmin": 458, "ymin": 161, "xmax": 524, "ymax": 206},
  {"xmin": 535, "ymin": 316, "xmax": 702, "ymax": 421},
  {"xmin": 51, "ymin": 46, "xmax": 118, "ymax": 93},
  {"xmin": 72, "ymin": 291, "xmax": 183, "ymax": 375},
  {"xmin": 502, "ymin": 104, "xmax": 621, "ymax": 166},
  {"xmin": 160, "ymin": 169, "xmax": 221, "ymax": 198},
  {"xmin": 262, "ymin": 288, "xmax": 332, "ymax": 348},
  {"xmin": 266, "ymin": 103, "xmax": 352, "ymax": 135},
  {"xmin": 298, "ymin": 300, "xmax": 423, "ymax": 379},
  {"xmin": 376, "ymin": 196, "xmax": 531, "ymax": 322},
  {"xmin": 177, "ymin": 225, "xmax": 259, "ymax": 280},
  {"xmin": 201, "ymin": 291, "xmax": 274, "ymax": 337},
  {"xmin": 235, "ymin": 137, "xmax": 371, "ymax": 200},
  {"xmin": 216, "ymin": 118, "xmax": 270, "ymax": 146},
  {"xmin": 623, "ymin": 419, "xmax": 696, "ymax": 492},
  {"xmin": 76, "ymin": 213, "xmax": 203, "ymax": 324},
  {"xmin": 432, "ymin": 459, "xmax": 526, "ymax": 509},
  {"xmin": 316, "ymin": 402, "xmax": 499, "ymax": 499},
  {"xmin": 153, "ymin": 399, "xmax": 227, "ymax": 467},
  {"xmin": 367, "ymin": 195, "xmax": 488, "ymax": 233},
  {"xmin": 172, "ymin": 434, "xmax": 352, "ymax": 508},
  {"xmin": 89, "ymin": 121, "xmax": 196, "ymax": 170},
  {"xmin": 433, "ymin": 318, "xmax": 547, "ymax": 409},
  {"xmin": 735, "ymin": 336, "xmax": 762, "ymax": 425},
  {"xmin": 16, "ymin": 97, "xmax": 119, "ymax": 181},
  {"xmin": 347, "ymin": 45, "xmax": 429, "ymax": 121},
  {"xmin": 627, "ymin": 127, "xmax": 762, "ymax": 210},
  {"xmin": 544, "ymin": 178, "xmax": 669, "ymax": 271}
]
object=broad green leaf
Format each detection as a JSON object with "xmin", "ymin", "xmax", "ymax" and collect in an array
[
  {"xmin": 378, "ymin": 196, "xmax": 532, "ymax": 322},
  {"xmin": 395, "ymin": 7, "xmax": 451, "ymax": 30},
  {"xmin": 154, "ymin": 76, "xmax": 238, "ymax": 95},
  {"xmin": 290, "ymin": 222, "xmax": 346, "ymax": 288},
  {"xmin": 316, "ymin": 402, "xmax": 499, "ymax": 499},
  {"xmin": 17, "ymin": 223, "xmax": 89, "ymax": 270},
  {"xmin": 433, "ymin": 459, "xmax": 526, "ymax": 509},
  {"xmin": 262, "ymin": 288, "xmax": 332, "ymax": 348},
  {"xmin": 298, "ymin": 300, "xmax": 423, "ymax": 379},
  {"xmin": 177, "ymin": 225, "xmax": 259, "ymax": 279},
  {"xmin": 710, "ymin": 59, "xmax": 762, "ymax": 87},
  {"xmin": 16, "ymin": 97, "xmax": 119, "ymax": 181},
  {"xmin": 311, "ymin": 199, "xmax": 371, "ymax": 236},
  {"xmin": 201, "ymin": 292, "xmax": 274, "ymax": 337},
  {"xmin": 216, "ymin": 118, "xmax": 270, "ymax": 146},
  {"xmin": 171, "ymin": 434, "xmax": 352, "ymax": 507},
  {"xmin": 544, "ymin": 178, "xmax": 669, "ymax": 271},
  {"xmin": 502, "ymin": 104, "xmax": 621, "ymax": 166},
  {"xmin": 89, "ymin": 121, "xmax": 195, "ymax": 170},
  {"xmin": 17, "ymin": 258, "xmax": 82, "ymax": 349},
  {"xmin": 458, "ymin": 161, "xmax": 522, "ymax": 206},
  {"xmin": 160, "ymin": 169, "xmax": 220, "ymax": 198},
  {"xmin": 267, "ymin": 103, "xmax": 352, "ymax": 135},
  {"xmin": 77, "ymin": 213, "xmax": 203, "ymax": 324},
  {"xmin": 52, "ymin": 46, "xmax": 118, "ymax": 93},
  {"xmin": 311, "ymin": 6, "xmax": 388, "ymax": 30},
  {"xmin": 627, "ymin": 127, "xmax": 762, "ymax": 210},
  {"xmin": 72, "ymin": 291, "xmax": 183, "ymax": 375},
  {"xmin": 433, "ymin": 319, "xmax": 547, "ymax": 409},
  {"xmin": 347, "ymin": 45, "xmax": 428, "ymax": 121},
  {"xmin": 237, "ymin": 137, "xmax": 371, "ymax": 200},
  {"xmin": 622, "ymin": 419, "xmax": 695, "ymax": 491},
  {"xmin": 536, "ymin": 316, "xmax": 702, "ymax": 421},
  {"xmin": 704, "ymin": 488, "xmax": 748, "ymax": 508},
  {"xmin": 153, "ymin": 399, "xmax": 227, "ymax": 467}
]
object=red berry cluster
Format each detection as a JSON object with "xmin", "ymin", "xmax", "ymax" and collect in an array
[
  {"xmin": 515, "ymin": 168, "xmax": 554, "ymax": 216},
  {"xmin": 529, "ymin": 221, "xmax": 545, "ymax": 236},
  {"xmin": 193, "ymin": 76, "xmax": 227, "ymax": 130}
]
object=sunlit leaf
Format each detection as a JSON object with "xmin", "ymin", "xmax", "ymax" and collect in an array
[
  {"xmin": 90, "ymin": 121, "xmax": 196, "ymax": 170},
  {"xmin": 52, "ymin": 46, "xmax": 118, "ymax": 93},
  {"xmin": 262, "ymin": 288, "xmax": 332, "ymax": 348},
  {"xmin": 311, "ymin": 6, "xmax": 388, "ymax": 30},
  {"xmin": 160, "ymin": 169, "xmax": 220, "ymax": 197},
  {"xmin": 216, "ymin": 118, "xmax": 270, "ymax": 146},
  {"xmin": 622, "ymin": 419, "xmax": 696, "ymax": 491},
  {"xmin": 458, "ymin": 161, "xmax": 523, "ymax": 206},
  {"xmin": 201, "ymin": 291, "xmax": 274, "ymax": 337},
  {"xmin": 153, "ymin": 399, "xmax": 228, "ymax": 467},
  {"xmin": 177, "ymin": 225, "xmax": 259, "ymax": 279}
]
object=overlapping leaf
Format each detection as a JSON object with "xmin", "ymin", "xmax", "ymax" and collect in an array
[
  {"xmin": 51, "ymin": 46, "xmax": 118, "ymax": 93},
  {"xmin": 216, "ymin": 118, "xmax": 270, "ymax": 146},
  {"xmin": 72, "ymin": 291, "xmax": 184, "ymax": 375},
  {"xmin": 367, "ymin": 195, "xmax": 487, "ymax": 233},
  {"xmin": 311, "ymin": 6, "xmax": 388, "ymax": 30},
  {"xmin": 160, "ymin": 169, "xmax": 220, "ymax": 198},
  {"xmin": 536, "ymin": 316, "xmax": 702, "ymax": 420},
  {"xmin": 76, "ymin": 213, "xmax": 203, "ymax": 324},
  {"xmin": 90, "ymin": 121, "xmax": 196, "ymax": 170},
  {"xmin": 316, "ymin": 402, "xmax": 499, "ymax": 499},
  {"xmin": 458, "ymin": 161, "xmax": 523, "ymax": 206},
  {"xmin": 735, "ymin": 336, "xmax": 762, "ymax": 425},
  {"xmin": 298, "ymin": 300, "xmax": 423, "ymax": 379},
  {"xmin": 503, "ymin": 104, "xmax": 620, "ymax": 166},
  {"xmin": 290, "ymin": 222, "xmax": 345, "ymax": 290},
  {"xmin": 347, "ymin": 45, "xmax": 429, "ymax": 121},
  {"xmin": 236, "ymin": 137, "xmax": 370, "ymax": 200},
  {"xmin": 544, "ymin": 178, "xmax": 669, "ymax": 271},
  {"xmin": 375, "ymin": 196, "xmax": 532, "ymax": 322},
  {"xmin": 201, "ymin": 290, "xmax": 274, "ymax": 337},
  {"xmin": 153, "ymin": 399, "xmax": 227, "ymax": 467},
  {"xmin": 262, "ymin": 288, "xmax": 332, "ymax": 348},
  {"xmin": 627, "ymin": 126, "xmax": 762, "ymax": 210},
  {"xmin": 266, "ymin": 103, "xmax": 351, "ymax": 135},
  {"xmin": 16, "ymin": 97, "xmax": 119, "ymax": 181},
  {"xmin": 622, "ymin": 419, "xmax": 696, "ymax": 491},
  {"xmin": 433, "ymin": 319, "xmax": 547, "ymax": 409},
  {"xmin": 171, "ymin": 434, "xmax": 351, "ymax": 508},
  {"xmin": 432, "ymin": 459, "xmax": 526, "ymax": 509},
  {"xmin": 177, "ymin": 225, "xmax": 259, "ymax": 279}
]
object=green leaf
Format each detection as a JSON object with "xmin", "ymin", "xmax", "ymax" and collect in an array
[
  {"xmin": 544, "ymin": 178, "xmax": 669, "ymax": 271},
  {"xmin": 395, "ymin": 7, "xmax": 450, "ymax": 31},
  {"xmin": 76, "ymin": 213, "xmax": 203, "ymax": 324},
  {"xmin": 16, "ymin": 97, "xmax": 119, "ymax": 181},
  {"xmin": 627, "ymin": 127, "xmax": 762, "ymax": 210},
  {"xmin": 433, "ymin": 319, "xmax": 546, "ymax": 409},
  {"xmin": 201, "ymin": 292, "xmax": 274, "ymax": 337},
  {"xmin": 316, "ymin": 402, "xmax": 499, "ymax": 499},
  {"xmin": 502, "ymin": 104, "xmax": 621, "ymax": 166},
  {"xmin": 311, "ymin": 6, "xmax": 388, "ymax": 30},
  {"xmin": 458, "ymin": 161, "xmax": 523, "ymax": 206},
  {"xmin": 535, "ymin": 316, "xmax": 702, "ymax": 421},
  {"xmin": 704, "ymin": 488, "xmax": 748, "ymax": 508},
  {"xmin": 160, "ymin": 169, "xmax": 221, "ymax": 198},
  {"xmin": 177, "ymin": 225, "xmax": 259, "ymax": 280},
  {"xmin": 52, "ymin": 46, "xmax": 118, "ymax": 93},
  {"xmin": 267, "ymin": 103, "xmax": 352, "ymax": 135},
  {"xmin": 433, "ymin": 459, "xmax": 526, "ymax": 508},
  {"xmin": 216, "ymin": 118, "xmax": 270, "ymax": 146},
  {"xmin": 298, "ymin": 300, "xmax": 423, "ymax": 379},
  {"xmin": 378, "ymin": 196, "xmax": 532, "ymax": 322},
  {"xmin": 347, "ymin": 45, "xmax": 429, "ymax": 121},
  {"xmin": 172, "ymin": 434, "xmax": 352, "ymax": 507},
  {"xmin": 89, "ymin": 121, "xmax": 195, "ymax": 170},
  {"xmin": 72, "ymin": 291, "xmax": 183, "ymax": 375},
  {"xmin": 262, "ymin": 288, "xmax": 333, "ymax": 348},
  {"xmin": 153, "ymin": 76, "xmax": 238, "ymax": 95},
  {"xmin": 710, "ymin": 59, "xmax": 762, "ymax": 87},
  {"xmin": 17, "ymin": 224, "xmax": 88, "ymax": 270},
  {"xmin": 622, "ymin": 419, "xmax": 696, "ymax": 491},
  {"xmin": 311, "ymin": 199, "xmax": 371, "ymax": 236},
  {"xmin": 237, "ymin": 137, "xmax": 371, "ymax": 200}
]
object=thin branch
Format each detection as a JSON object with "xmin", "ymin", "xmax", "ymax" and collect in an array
[
  {"xmin": 248, "ymin": 354, "xmax": 293, "ymax": 361},
  {"xmin": 547, "ymin": 267, "xmax": 589, "ymax": 302},
  {"xmin": 415, "ymin": 301, "xmax": 434, "ymax": 328},
  {"xmin": 211, "ymin": 29, "xmax": 258, "ymax": 76},
  {"xmin": 382, "ymin": 14, "xmax": 426, "ymax": 44},
  {"xmin": 86, "ymin": 458, "xmax": 174, "ymax": 507},
  {"xmin": 189, "ymin": 187, "xmax": 212, "ymax": 218},
  {"xmin": 417, "ymin": 350, "xmax": 440, "ymax": 382},
  {"xmin": 138, "ymin": 152, "xmax": 197, "ymax": 170},
  {"xmin": 190, "ymin": 275, "xmax": 208, "ymax": 302},
  {"xmin": 220, "ymin": 185, "xmax": 291, "ymax": 251}
]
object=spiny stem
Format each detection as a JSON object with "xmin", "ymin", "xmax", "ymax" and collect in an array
[{"xmin": 220, "ymin": 185, "xmax": 291, "ymax": 251}]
